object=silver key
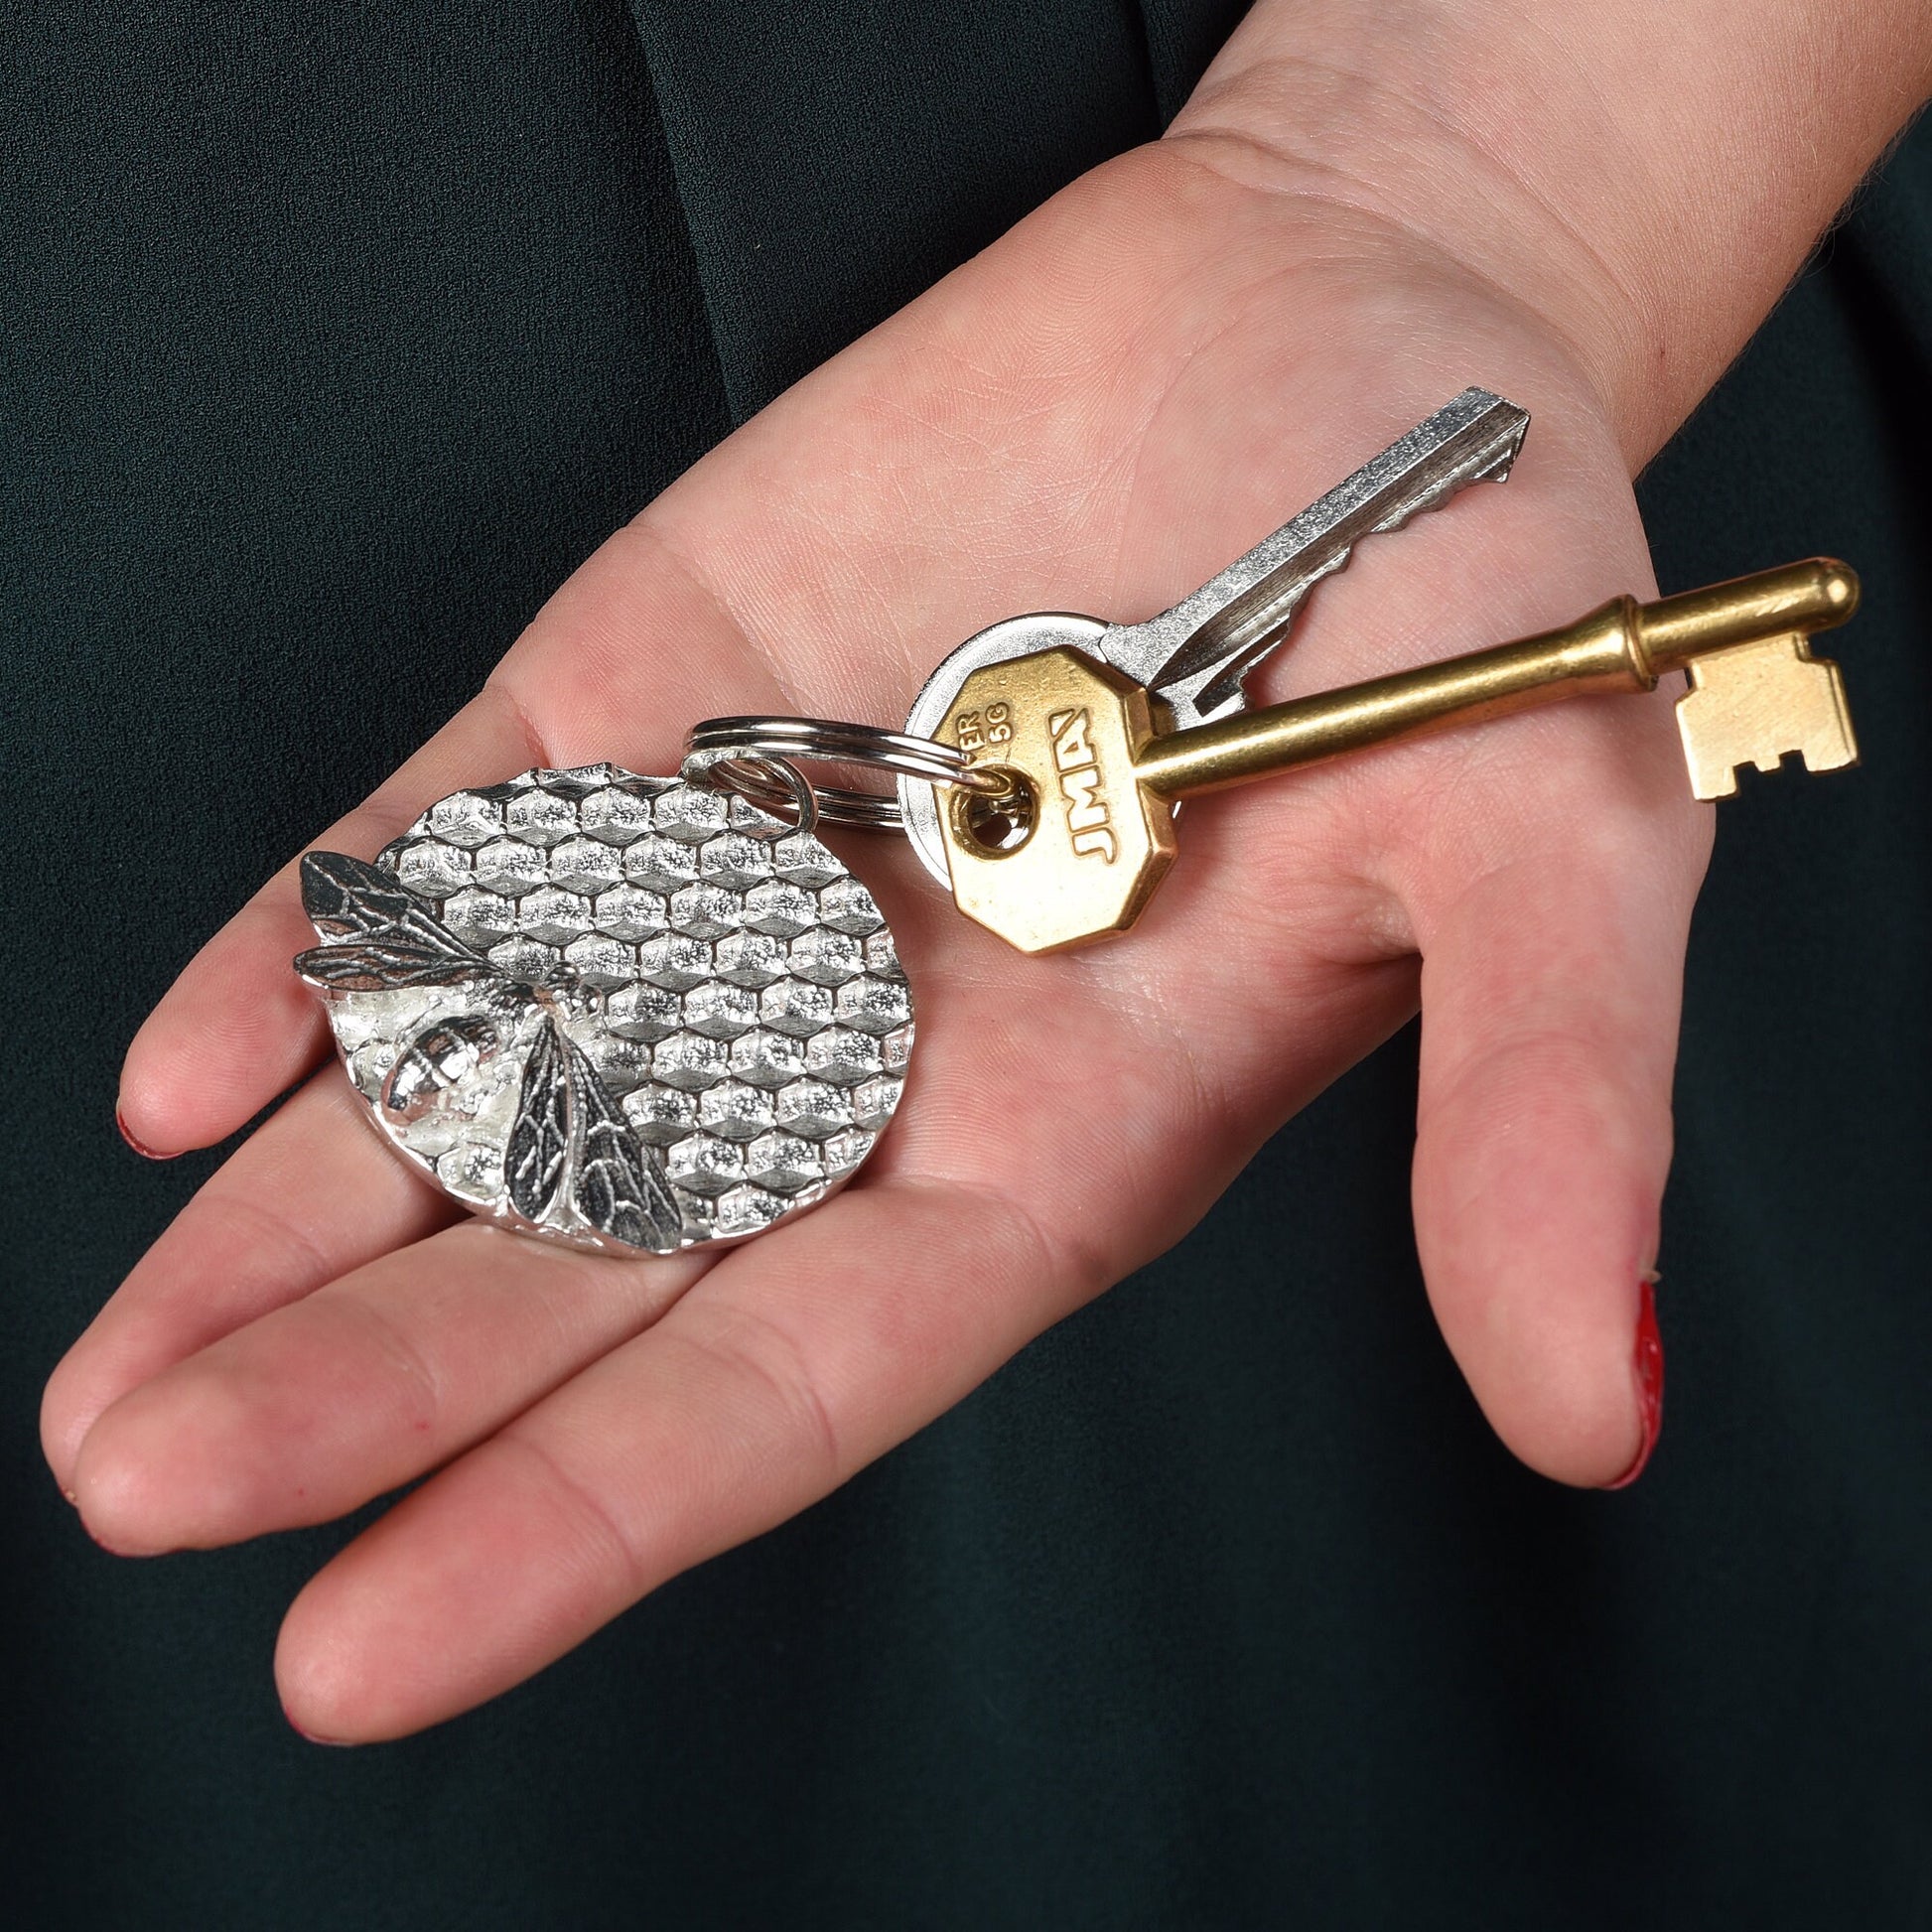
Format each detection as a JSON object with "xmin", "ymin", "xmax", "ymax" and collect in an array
[{"xmin": 898, "ymin": 386, "xmax": 1531, "ymax": 884}]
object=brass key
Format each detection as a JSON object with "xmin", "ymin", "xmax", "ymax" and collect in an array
[{"xmin": 934, "ymin": 559, "xmax": 1860, "ymax": 953}]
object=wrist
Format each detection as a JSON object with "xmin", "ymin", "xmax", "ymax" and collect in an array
[{"xmin": 1169, "ymin": 0, "xmax": 1932, "ymax": 466}]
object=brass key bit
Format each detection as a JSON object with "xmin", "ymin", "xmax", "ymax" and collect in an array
[
  {"xmin": 1657, "ymin": 573, "xmax": 1859, "ymax": 797},
  {"xmin": 935, "ymin": 559, "xmax": 1860, "ymax": 953}
]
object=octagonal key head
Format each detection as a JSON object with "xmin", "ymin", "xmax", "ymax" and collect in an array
[{"xmin": 935, "ymin": 647, "xmax": 1177, "ymax": 953}]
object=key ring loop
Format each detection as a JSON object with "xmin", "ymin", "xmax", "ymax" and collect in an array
[
  {"xmin": 678, "ymin": 744, "xmax": 824, "ymax": 838},
  {"xmin": 681, "ymin": 715, "xmax": 1010, "ymax": 831}
]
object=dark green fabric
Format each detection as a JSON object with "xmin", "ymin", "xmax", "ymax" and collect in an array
[
  {"xmin": 5, "ymin": 3, "xmax": 1928, "ymax": 1924},
  {"xmin": 620, "ymin": 0, "xmax": 1160, "ymax": 418}
]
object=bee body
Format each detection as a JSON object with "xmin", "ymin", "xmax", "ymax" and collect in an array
[{"xmin": 383, "ymin": 1015, "xmax": 500, "ymax": 1119}]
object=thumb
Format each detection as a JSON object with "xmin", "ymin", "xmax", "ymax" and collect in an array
[{"xmin": 1407, "ymin": 795, "xmax": 1703, "ymax": 1485}]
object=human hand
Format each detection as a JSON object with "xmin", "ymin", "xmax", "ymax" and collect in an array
[{"xmin": 40, "ymin": 118, "xmax": 1719, "ymax": 1738}]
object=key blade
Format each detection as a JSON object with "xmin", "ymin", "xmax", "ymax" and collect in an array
[{"xmin": 1103, "ymin": 387, "xmax": 1531, "ymax": 728}]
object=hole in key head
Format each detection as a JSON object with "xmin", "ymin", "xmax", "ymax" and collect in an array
[{"xmin": 951, "ymin": 769, "xmax": 1036, "ymax": 857}]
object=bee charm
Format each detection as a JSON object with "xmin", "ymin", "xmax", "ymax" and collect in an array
[{"xmin": 294, "ymin": 765, "xmax": 913, "ymax": 1254}]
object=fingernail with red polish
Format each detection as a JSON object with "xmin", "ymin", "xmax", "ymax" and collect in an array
[
  {"xmin": 286, "ymin": 1713, "xmax": 356, "ymax": 1748},
  {"xmin": 1602, "ymin": 1275, "xmax": 1664, "ymax": 1490},
  {"xmin": 80, "ymin": 1515, "xmax": 140, "ymax": 1558},
  {"xmin": 116, "ymin": 1108, "xmax": 180, "ymax": 1162}
]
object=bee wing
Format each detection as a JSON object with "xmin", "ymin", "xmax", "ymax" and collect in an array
[
  {"xmin": 505, "ymin": 1018, "xmax": 572, "ymax": 1223},
  {"xmin": 565, "ymin": 1038, "xmax": 683, "ymax": 1252},
  {"xmin": 299, "ymin": 851, "xmax": 422, "ymax": 933},
  {"xmin": 293, "ymin": 933, "xmax": 488, "ymax": 991},
  {"xmin": 295, "ymin": 849, "xmax": 490, "ymax": 991}
]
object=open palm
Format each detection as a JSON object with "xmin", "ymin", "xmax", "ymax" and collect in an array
[{"xmin": 43, "ymin": 139, "xmax": 1706, "ymax": 1740}]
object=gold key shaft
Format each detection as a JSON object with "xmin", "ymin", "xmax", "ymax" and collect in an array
[
  {"xmin": 1133, "ymin": 558, "xmax": 1859, "ymax": 799},
  {"xmin": 936, "ymin": 560, "xmax": 1860, "ymax": 953}
]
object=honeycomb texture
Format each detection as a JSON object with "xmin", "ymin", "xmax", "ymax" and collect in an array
[{"xmin": 311, "ymin": 765, "xmax": 911, "ymax": 1251}]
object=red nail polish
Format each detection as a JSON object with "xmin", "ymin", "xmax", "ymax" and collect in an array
[
  {"xmin": 1601, "ymin": 1276, "xmax": 1664, "ymax": 1490},
  {"xmin": 286, "ymin": 1712, "xmax": 356, "ymax": 1747},
  {"xmin": 79, "ymin": 1515, "xmax": 140, "ymax": 1557},
  {"xmin": 115, "ymin": 1108, "xmax": 180, "ymax": 1162}
]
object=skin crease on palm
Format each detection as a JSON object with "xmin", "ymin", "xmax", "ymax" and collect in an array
[{"xmin": 51, "ymin": 0, "xmax": 1915, "ymax": 1736}]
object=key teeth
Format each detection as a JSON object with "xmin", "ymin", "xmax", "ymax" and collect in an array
[
  {"xmin": 1155, "ymin": 389, "xmax": 1535, "ymax": 725},
  {"xmin": 1187, "ymin": 416, "xmax": 1532, "ymax": 720}
]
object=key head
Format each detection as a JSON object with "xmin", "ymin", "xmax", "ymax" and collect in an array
[
  {"xmin": 1674, "ymin": 631, "xmax": 1859, "ymax": 800},
  {"xmin": 935, "ymin": 648, "xmax": 1178, "ymax": 953},
  {"xmin": 899, "ymin": 613, "xmax": 1113, "ymax": 888}
]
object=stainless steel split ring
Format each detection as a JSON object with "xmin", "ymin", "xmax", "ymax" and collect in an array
[{"xmin": 681, "ymin": 714, "xmax": 1009, "ymax": 834}]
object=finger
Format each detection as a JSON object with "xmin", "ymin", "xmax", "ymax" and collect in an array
[
  {"xmin": 116, "ymin": 535, "xmax": 803, "ymax": 1162},
  {"xmin": 68, "ymin": 1222, "xmax": 707, "ymax": 1556},
  {"xmin": 116, "ymin": 685, "xmax": 544, "ymax": 1155},
  {"xmin": 78, "ymin": 898, "xmax": 1248, "ymax": 1565},
  {"xmin": 43, "ymin": 1068, "xmax": 454, "ymax": 1489},
  {"xmin": 273, "ymin": 1173, "xmax": 1096, "ymax": 1741},
  {"xmin": 1406, "ymin": 744, "xmax": 1709, "ymax": 1486}
]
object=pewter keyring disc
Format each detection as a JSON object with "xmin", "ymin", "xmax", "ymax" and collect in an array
[{"xmin": 305, "ymin": 764, "xmax": 912, "ymax": 1253}]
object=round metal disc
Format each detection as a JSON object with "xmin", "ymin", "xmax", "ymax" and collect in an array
[{"xmin": 302, "ymin": 764, "xmax": 912, "ymax": 1254}]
